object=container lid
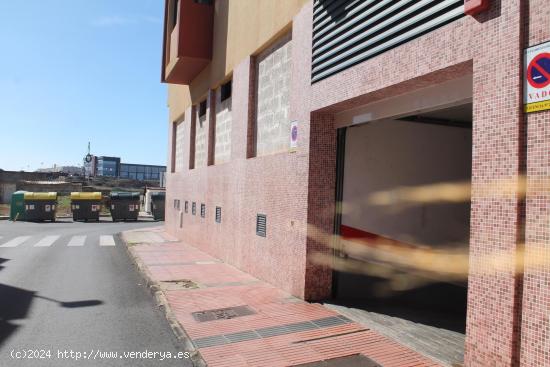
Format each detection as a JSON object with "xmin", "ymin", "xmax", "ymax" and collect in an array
[
  {"xmin": 71, "ymin": 192, "xmax": 102, "ymax": 201},
  {"xmin": 24, "ymin": 192, "xmax": 57, "ymax": 201},
  {"xmin": 110, "ymin": 192, "xmax": 140, "ymax": 200}
]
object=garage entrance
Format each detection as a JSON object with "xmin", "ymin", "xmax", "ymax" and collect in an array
[{"xmin": 329, "ymin": 102, "xmax": 472, "ymax": 366}]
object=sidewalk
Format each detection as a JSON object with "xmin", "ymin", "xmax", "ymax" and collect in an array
[{"xmin": 121, "ymin": 227, "xmax": 441, "ymax": 367}]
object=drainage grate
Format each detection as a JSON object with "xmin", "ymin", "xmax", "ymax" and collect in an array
[
  {"xmin": 292, "ymin": 354, "xmax": 382, "ymax": 367},
  {"xmin": 256, "ymin": 214, "xmax": 267, "ymax": 237},
  {"xmin": 192, "ymin": 305, "xmax": 256, "ymax": 322}
]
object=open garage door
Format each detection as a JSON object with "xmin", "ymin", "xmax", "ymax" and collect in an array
[{"xmin": 330, "ymin": 103, "xmax": 472, "ymax": 364}]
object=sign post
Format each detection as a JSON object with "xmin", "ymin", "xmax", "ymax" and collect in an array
[{"xmin": 524, "ymin": 41, "xmax": 550, "ymax": 113}]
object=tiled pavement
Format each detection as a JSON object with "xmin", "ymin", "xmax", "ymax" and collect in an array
[{"xmin": 123, "ymin": 227, "xmax": 442, "ymax": 367}]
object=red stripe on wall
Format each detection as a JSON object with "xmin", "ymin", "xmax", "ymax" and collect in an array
[{"xmin": 340, "ymin": 225, "xmax": 418, "ymax": 250}]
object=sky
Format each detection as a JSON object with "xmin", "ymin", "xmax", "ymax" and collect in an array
[{"xmin": 0, "ymin": 0, "xmax": 168, "ymax": 171}]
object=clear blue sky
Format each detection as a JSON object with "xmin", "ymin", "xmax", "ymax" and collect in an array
[{"xmin": 0, "ymin": 0, "xmax": 167, "ymax": 171}]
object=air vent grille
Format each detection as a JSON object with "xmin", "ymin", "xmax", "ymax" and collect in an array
[
  {"xmin": 256, "ymin": 214, "xmax": 267, "ymax": 237},
  {"xmin": 215, "ymin": 206, "xmax": 222, "ymax": 223},
  {"xmin": 311, "ymin": 0, "xmax": 464, "ymax": 83}
]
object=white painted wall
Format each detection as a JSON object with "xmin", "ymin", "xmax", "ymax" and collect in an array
[{"xmin": 342, "ymin": 119, "xmax": 471, "ymax": 248}]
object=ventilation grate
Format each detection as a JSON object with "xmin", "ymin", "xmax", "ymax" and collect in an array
[
  {"xmin": 215, "ymin": 206, "xmax": 222, "ymax": 223},
  {"xmin": 256, "ymin": 214, "xmax": 267, "ymax": 237},
  {"xmin": 312, "ymin": 0, "xmax": 465, "ymax": 83}
]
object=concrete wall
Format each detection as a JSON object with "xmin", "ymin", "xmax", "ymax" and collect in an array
[
  {"xmin": 214, "ymin": 88, "xmax": 232, "ymax": 164},
  {"xmin": 0, "ymin": 183, "xmax": 16, "ymax": 204},
  {"xmin": 342, "ymin": 119, "xmax": 472, "ymax": 248},
  {"xmin": 16, "ymin": 182, "xmax": 82, "ymax": 195},
  {"xmin": 255, "ymin": 34, "xmax": 292, "ymax": 156},
  {"xmin": 194, "ymin": 112, "xmax": 208, "ymax": 168},
  {"xmin": 174, "ymin": 119, "xmax": 185, "ymax": 172}
]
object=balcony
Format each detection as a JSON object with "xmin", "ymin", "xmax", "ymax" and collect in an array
[{"xmin": 162, "ymin": 0, "xmax": 214, "ymax": 85}]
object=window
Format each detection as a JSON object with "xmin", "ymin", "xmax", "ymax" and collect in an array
[
  {"xmin": 184, "ymin": 201, "xmax": 189, "ymax": 213},
  {"xmin": 221, "ymin": 80, "xmax": 232, "ymax": 102},
  {"xmin": 171, "ymin": 0, "xmax": 180, "ymax": 30},
  {"xmin": 200, "ymin": 203, "xmax": 205, "ymax": 218},
  {"xmin": 199, "ymin": 100, "xmax": 207, "ymax": 117},
  {"xmin": 192, "ymin": 202, "xmax": 196, "ymax": 215}
]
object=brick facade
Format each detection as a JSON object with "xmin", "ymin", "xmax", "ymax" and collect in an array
[{"xmin": 165, "ymin": 1, "xmax": 550, "ymax": 365}]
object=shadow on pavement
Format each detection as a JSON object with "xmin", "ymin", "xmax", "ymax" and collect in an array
[{"xmin": 0, "ymin": 257, "xmax": 103, "ymax": 347}]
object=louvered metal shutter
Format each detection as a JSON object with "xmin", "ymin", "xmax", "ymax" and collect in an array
[
  {"xmin": 215, "ymin": 206, "xmax": 222, "ymax": 223},
  {"xmin": 312, "ymin": 0, "xmax": 464, "ymax": 83},
  {"xmin": 256, "ymin": 214, "xmax": 267, "ymax": 237}
]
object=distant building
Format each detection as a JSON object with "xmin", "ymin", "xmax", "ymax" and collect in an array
[
  {"xmin": 120, "ymin": 163, "xmax": 166, "ymax": 181},
  {"xmin": 96, "ymin": 156, "xmax": 120, "ymax": 177},
  {"xmin": 88, "ymin": 155, "xmax": 166, "ymax": 183},
  {"xmin": 36, "ymin": 165, "xmax": 82, "ymax": 175}
]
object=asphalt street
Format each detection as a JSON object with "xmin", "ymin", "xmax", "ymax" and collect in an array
[{"xmin": 0, "ymin": 219, "xmax": 193, "ymax": 367}]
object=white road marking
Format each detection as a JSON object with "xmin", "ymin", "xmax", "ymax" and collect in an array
[
  {"xmin": 34, "ymin": 235, "xmax": 60, "ymax": 247},
  {"xmin": 99, "ymin": 235, "xmax": 116, "ymax": 247},
  {"xmin": 67, "ymin": 235, "xmax": 86, "ymax": 247},
  {"xmin": 1, "ymin": 236, "xmax": 31, "ymax": 248}
]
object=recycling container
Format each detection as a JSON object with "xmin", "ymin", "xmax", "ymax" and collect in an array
[
  {"xmin": 23, "ymin": 192, "xmax": 57, "ymax": 222},
  {"xmin": 109, "ymin": 192, "xmax": 140, "ymax": 222},
  {"xmin": 71, "ymin": 192, "xmax": 102, "ymax": 222},
  {"xmin": 150, "ymin": 192, "xmax": 166, "ymax": 221},
  {"xmin": 9, "ymin": 191, "xmax": 27, "ymax": 221}
]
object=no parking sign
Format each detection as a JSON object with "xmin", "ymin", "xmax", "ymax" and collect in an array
[{"xmin": 524, "ymin": 41, "xmax": 550, "ymax": 113}]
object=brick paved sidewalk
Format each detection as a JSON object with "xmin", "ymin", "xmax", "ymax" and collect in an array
[{"xmin": 122, "ymin": 227, "xmax": 441, "ymax": 367}]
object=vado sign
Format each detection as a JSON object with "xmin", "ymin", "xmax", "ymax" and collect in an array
[
  {"xmin": 464, "ymin": 0, "xmax": 490, "ymax": 15},
  {"xmin": 524, "ymin": 41, "xmax": 550, "ymax": 113}
]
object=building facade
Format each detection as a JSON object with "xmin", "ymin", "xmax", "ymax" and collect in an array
[
  {"xmin": 162, "ymin": 1, "xmax": 550, "ymax": 366},
  {"xmin": 120, "ymin": 163, "xmax": 166, "ymax": 181},
  {"xmin": 96, "ymin": 156, "xmax": 120, "ymax": 177}
]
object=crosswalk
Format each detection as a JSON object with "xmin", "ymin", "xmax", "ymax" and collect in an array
[{"xmin": 0, "ymin": 235, "xmax": 118, "ymax": 248}]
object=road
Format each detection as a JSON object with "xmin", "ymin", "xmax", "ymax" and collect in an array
[{"xmin": 0, "ymin": 219, "xmax": 193, "ymax": 367}]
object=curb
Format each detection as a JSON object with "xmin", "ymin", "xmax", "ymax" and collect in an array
[{"xmin": 118, "ymin": 233, "xmax": 207, "ymax": 367}]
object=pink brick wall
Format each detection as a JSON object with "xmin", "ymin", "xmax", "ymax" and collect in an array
[
  {"xmin": 301, "ymin": 0, "xmax": 526, "ymax": 365},
  {"xmin": 165, "ymin": 1, "xmax": 550, "ymax": 364},
  {"xmin": 521, "ymin": 1, "xmax": 550, "ymax": 366},
  {"xmin": 166, "ymin": 49, "xmax": 312, "ymax": 298}
]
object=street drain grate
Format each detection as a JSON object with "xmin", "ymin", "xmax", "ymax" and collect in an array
[
  {"xmin": 292, "ymin": 354, "xmax": 382, "ymax": 367},
  {"xmin": 192, "ymin": 305, "xmax": 256, "ymax": 322},
  {"xmin": 160, "ymin": 279, "xmax": 199, "ymax": 289}
]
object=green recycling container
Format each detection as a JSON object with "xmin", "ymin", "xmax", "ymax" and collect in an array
[
  {"xmin": 10, "ymin": 191, "xmax": 27, "ymax": 221},
  {"xmin": 109, "ymin": 192, "xmax": 140, "ymax": 222}
]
